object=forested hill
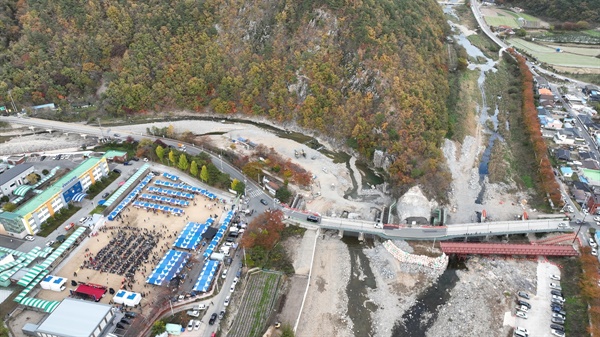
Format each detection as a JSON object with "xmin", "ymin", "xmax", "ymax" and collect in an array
[
  {"xmin": 503, "ymin": 0, "xmax": 600, "ymax": 23},
  {"xmin": 0, "ymin": 0, "xmax": 450, "ymax": 190}
]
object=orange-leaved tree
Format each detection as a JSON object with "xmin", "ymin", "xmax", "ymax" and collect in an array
[{"xmin": 240, "ymin": 210, "xmax": 285, "ymax": 250}]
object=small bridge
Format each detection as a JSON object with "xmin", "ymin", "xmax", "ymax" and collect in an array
[{"xmin": 440, "ymin": 242, "xmax": 579, "ymax": 257}]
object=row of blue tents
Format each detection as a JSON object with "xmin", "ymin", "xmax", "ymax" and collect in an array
[
  {"xmin": 108, "ymin": 174, "xmax": 153, "ymax": 221},
  {"xmin": 147, "ymin": 186, "xmax": 194, "ymax": 199},
  {"xmin": 154, "ymin": 180, "xmax": 218, "ymax": 200},
  {"xmin": 173, "ymin": 218, "xmax": 214, "ymax": 250},
  {"xmin": 203, "ymin": 211, "xmax": 234, "ymax": 258},
  {"xmin": 131, "ymin": 201, "xmax": 184, "ymax": 215},
  {"xmin": 146, "ymin": 250, "xmax": 190, "ymax": 286},
  {"xmin": 193, "ymin": 259, "xmax": 220, "ymax": 292},
  {"xmin": 162, "ymin": 172, "xmax": 179, "ymax": 181},
  {"xmin": 138, "ymin": 193, "xmax": 190, "ymax": 207}
]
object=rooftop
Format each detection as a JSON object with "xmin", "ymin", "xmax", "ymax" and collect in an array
[
  {"xmin": 36, "ymin": 298, "xmax": 112, "ymax": 336},
  {"xmin": 0, "ymin": 164, "xmax": 33, "ymax": 186},
  {"xmin": 16, "ymin": 158, "xmax": 102, "ymax": 216},
  {"xmin": 582, "ymin": 168, "xmax": 600, "ymax": 183},
  {"xmin": 103, "ymin": 150, "xmax": 127, "ymax": 159}
]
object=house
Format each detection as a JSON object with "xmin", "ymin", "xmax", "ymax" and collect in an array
[
  {"xmin": 555, "ymin": 149, "xmax": 571, "ymax": 161},
  {"xmin": 261, "ymin": 177, "xmax": 281, "ymax": 196},
  {"xmin": 545, "ymin": 118, "xmax": 563, "ymax": 130},
  {"xmin": 102, "ymin": 150, "xmax": 128, "ymax": 163},
  {"xmin": 583, "ymin": 85, "xmax": 599, "ymax": 96},
  {"xmin": 587, "ymin": 193, "xmax": 600, "ymax": 215},
  {"xmin": 538, "ymin": 88, "xmax": 556, "ymax": 107},
  {"xmin": 553, "ymin": 133, "xmax": 574, "ymax": 145},
  {"xmin": 560, "ymin": 166, "xmax": 573, "ymax": 177},
  {"xmin": 582, "ymin": 159, "xmax": 600, "ymax": 170}
]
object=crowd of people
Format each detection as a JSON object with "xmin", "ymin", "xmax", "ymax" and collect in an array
[{"xmin": 81, "ymin": 229, "xmax": 158, "ymax": 280}]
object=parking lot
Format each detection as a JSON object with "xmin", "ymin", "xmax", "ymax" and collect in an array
[{"xmin": 511, "ymin": 261, "xmax": 562, "ymax": 337}]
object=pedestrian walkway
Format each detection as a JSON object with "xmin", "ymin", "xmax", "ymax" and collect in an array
[{"xmin": 246, "ymin": 188, "xmax": 262, "ymax": 198}]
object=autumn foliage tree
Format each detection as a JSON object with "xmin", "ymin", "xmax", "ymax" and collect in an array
[
  {"xmin": 509, "ymin": 49, "xmax": 563, "ymax": 207},
  {"xmin": 240, "ymin": 210, "xmax": 285, "ymax": 251}
]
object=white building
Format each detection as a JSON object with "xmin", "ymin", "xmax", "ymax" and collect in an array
[
  {"xmin": 0, "ymin": 164, "xmax": 34, "ymax": 196},
  {"xmin": 28, "ymin": 298, "xmax": 115, "ymax": 337}
]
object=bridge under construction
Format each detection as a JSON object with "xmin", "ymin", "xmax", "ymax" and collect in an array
[{"xmin": 440, "ymin": 242, "xmax": 579, "ymax": 257}]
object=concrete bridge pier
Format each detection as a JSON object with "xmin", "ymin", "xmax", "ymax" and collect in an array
[
  {"xmin": 81, "ymin": 134, "xmax": 87, "ymax": 139},
  {"xmin": 28, "ymin": 126, "xmax": 36, "ymax": 132},
  {"xmin": 338, "ymin": 229, "xmax": 344, "ymax": 238},
  {"xmin": 46, "ymin": 129, "xmax": 53, "ymax": 134},
  {"xmin": 358, "ymin": 232, "xmax": 364, "ymax": 242}
]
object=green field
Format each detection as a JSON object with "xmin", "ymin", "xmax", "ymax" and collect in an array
[
  {"xmin": 544, "ymin": 44, "xmax": 600, "ymax": 57},
  {"xmin": 484, "ymin": 16, "xmax": 520, "ymax": 28},
  {"xmin": 510, "ymin": 38, "xmax": 600, "ymax": 68},
  {"xmin": 584, "ymin": 30, "xmax": 600, "ymax": 38},
  {"xmin": 502, "ymin": 10, "xmax": 540, "ymax": 22}
]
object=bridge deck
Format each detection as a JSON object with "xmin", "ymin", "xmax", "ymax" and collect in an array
[{"xmin": 440, "ymin": 242, "xmax": 578, "ymax": 256}]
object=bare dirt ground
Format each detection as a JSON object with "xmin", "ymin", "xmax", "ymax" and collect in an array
[
  {"xmin": 295, "ymin": 231, "xmax": 353, "ymax": 337},
  {"xmin": 116, "ymin": 120, "xmax": 390, "ymax": 219}
]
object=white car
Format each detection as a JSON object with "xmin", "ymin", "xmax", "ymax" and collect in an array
[
  {"xmin": 230, "ymin": 285, "xmax": 235, "ymax": 293},
  {"xmin": 515, "ymin": 327, "xmax": 528, "ymax": 334},
  {"xmin": 594, "ymin": 216, "xmax": 600, "ymax": 222},
  {"xmin": 232, "ymin": 277, "xmax": 239, "ymax": 286},
  {"xmin": 79, "ymin": 216, "xmax": 91, "ymax": 224},
  {"xmin": 552, "ymin": 313, "xmax": 565, "ymax": 319},
  {"xmin": 193, "ymin": 320, "xmax": 200, "ymax": 330},
  {"xmin": 187, "ymin": 320, "xmax": 194, "ymax": 331},
  {"xmin": 515, "ymin": 305, "xmax": 528, "ymax": 312},
  {"xmin": 24, "ymin": 235, "xmax": 35, "ymax": 241},
  {"xmin": 589, "ymin": 239, "xmax": 597, "ymax": 248},
  {"xmin": 222, "ymin": 268, "xmax": 228, "ymax": 279},
  {"xmin": 592, "ymin": 248, "xmax": 598, "ymax": 256},
  {"xmin": 550, "ymin": 274, "xmax": 561, "ymax": 281},
  {"xmin": 45, "ymin": 240, "xmax": 55, "ymax": 247},
  {"xmin": 558, "ymin": 222, "xmax": 568, "ymax": 228},
  {"xmin": 550, "ymin": 283, "xmax": 562, "ymax": 290},
  {"xmin": 224, "ymin": 296, "xmax": 230, "ymax": 307},
  {"xmin": 551, "ymin": 329, "xmax": 565, "ymax": 337},
  {"xmin": 552, "ymin": 295, "xmax": 565, "ymax": 302},
  {"xmin": 515, "ymin": 311, "xmax": 527, "ymax": 319}
]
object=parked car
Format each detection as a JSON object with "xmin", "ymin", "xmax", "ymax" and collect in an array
[
  {"xmin": 551, "ymin": 317, "xmax": 565, "ymax": 325},
  {"xmin": 194, "ymin": 320, "xmax": 200, "ymax": 330},
  {"xmin": 187, "ymin": 320, "xmax": 194, "ymax": 331},
  {"xmin": 187, "ymin": 310, "xmax": 200, "ymax": 317},
  {"xmin": 222, "ymin": 269, "xmax": 228, "ymax": 279},
  {"xmin": 123, "ymin": 161, "xmax": 132, "ymax": 166},
  {"xmin": 194, "ymin": 304, "xmax": 207, "ymax": 311},
  {"xmin": 552, "ymin": 295, "xmax": 565, "ymax": 302},
  {"xmin": 24, "ymin": 235, "xmax": 34, "ymax": 241},
  {"xmin": 112, "ymin": 169, "xmax": 122, "ymax": 174},
  {"xmin": 550, "ymin": 274, "xmax": 561, "ymax": 281},
  {"xmin": 551, "ymin": 329, "xmax": 565, "ymax": 337},
  {"xmin": 120, "ymin": 318, "xmax": 131, "ymax": 325},
  {"xmin": 552, "ymin": 313, "xmax": 565, "ymax": 320},
  {"xmin": 260, "ymin": 199, "xmax": 268, "ymax": 205},
  {"xmin": 124, "ymin": 312, "xmax": 137, "ymax": 319},
  {"xmin": 219, "ymin": 310, "xmax": 225, "ymax": 319},
  {"xmin": 551, "ymin": 298, "xmax": 564, "ymax": 305},
  {"xmin": 517, "ymin": 291, "xmax": 529, "ymax": 299},
  {"xmin": 79, "ymin": 216, "xmax": 91, "ymax": 224},
  {"xmin": 230, "ymin": 285, "xmax": 235, "ymax": 292},
  {"xmin": 116, "ymin": 323, "xmax": 125, "ymax": 329},
  {"xmin": 113, "ymin": 133, "xmax": 120, "ymax": 137},
  {"xmin": 45, "ymin": 240, "xmax": 55, "ymax": 247},
  {"xmin": 592, "ymin": 248, "xmax": 598, "ymax": 256},
  {"xmin": 208, "ymin": 313, "xmax": 217, "ymax": 325},
  {"xmin": 64, "ymin": 222, "xmax": 75, "ymax": 231},
  {"xmin": 515, "ymin": 327, "xmax": 528, "ymax": 334},
  {"xmin": 589, "ymin": 239, "xmax": 597, "ymax": 248},
  {"xmin": 515, "ymin": 305, "xmax": 528, "ymax": 312},
  {"xmin": 132, "ymin": 157, "xmax": 140, "ymax": 161},
  {"xmin": 102, "ymin": 192, "xmax": 110, "ymax": 198},
  {"xmin": 515, "ymin": 311, "xmax": 527, "ymax": 319},
  {"xmin": 224, "ymin": 296, "xmax": 230, "ymax": 307},
  {"xmin": 550, "ymin": 283, "xmax": 562, "ymax": 290},
  {"xmin": 551, "ymin": 290, "xmax": 563, "ymax": 296},
  {"xmin": 550, "ymin": 324, "xmax": 565, "ymax": 332},
  {"xmin": 516, "ymin": 300, "xmax": 531, "ymax": 309}
]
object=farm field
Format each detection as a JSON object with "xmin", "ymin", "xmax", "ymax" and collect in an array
[
  {"xmin": 227, "ymin": 271, "xmax": 282, "ymax": 337},
  {"xmin": 544, "ymin": 44, "xmax": 600, "ymax": 57},
  {"xmin": 503, "ymin": 10, "xmax": 539, "ymax": 22},
  {"xmin": 484, "ymin": 15, "xmax": 520, "ymax": 28},
  {"xmin": 510, "ymin": 38, "xmax": 600, "ymax": 68}
]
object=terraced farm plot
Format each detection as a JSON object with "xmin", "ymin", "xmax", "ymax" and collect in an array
[
  {"xmin": 544, "ymin": 44, "xmax": 600, "ymax": 57},
  {"xmin": 510, "ymin": 38, "xmax": 600, "ymax": 68},
  {"xmin": 502, "ymin": 10, "xmax": 539, "ymax": 22},
  {"xmin": 227, "ymin": 272, "xmax": 282, "ymax": 337}
]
